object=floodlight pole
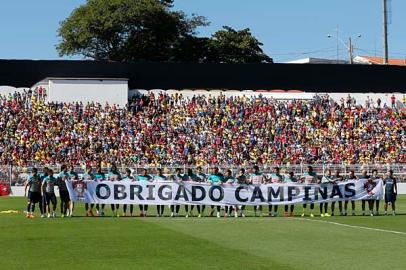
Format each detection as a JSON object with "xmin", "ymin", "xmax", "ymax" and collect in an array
[{"xmin": 383, "ymin": 0, "xmax": 389, "ymax": 64}]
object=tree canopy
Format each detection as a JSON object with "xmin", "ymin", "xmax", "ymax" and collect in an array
[
  {"xmin": 57, "ymin": 0, "xmax": 272, "ymax": 63},
  {"xmin": 208, "ymin": 26, "xmax": 272, "ymax": 64}
]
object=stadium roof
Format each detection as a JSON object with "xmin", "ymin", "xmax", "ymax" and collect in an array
[
  {"xmin": 0, "ymin": 59, "xmax": 405, "ymax": 92},
  {"xmin": 284, "ymin": 58, "xmax": 349, "ymax": 64},
  {"xmin": 354, "ymin": 56, "xmax": 406, "ymax": 66}
]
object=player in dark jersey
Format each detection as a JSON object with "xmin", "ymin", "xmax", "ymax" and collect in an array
[
  {"xmin": 207, "ymin": 167, "xmax": 224, "ymax": 218},
  {"xmin": 236, "ymin": 168, "xmax": 248, "ymax": 217},
  {"xmin": 195, "ymin": 167, "xmax": 207, "ymax": 217},
  {"xmin": 94, "ymin": 165, "xmax": 106, "ymax": 216},
  {"xmin": 330, "ymin": 169, "xmax": 344, "ymax": 216},
  {"xmin": 24, "ymin": 168, "xmax": 44, "ymax": 218},
  {"xmin": 23, "ymin": 172, "xmax": 32, "ymax": 217},
  {"xmin": 41, "ymin": 169, "xmax": 58, "ymax": 218},
  {"xmin": 122, "ymin": 168, "xmax": 135, "ymax": 217},
  {"xmin": 320, "ymin": 169, "xmax": 334, "ymax": 217},
  {"xmin": 383, "ymin": 170, "xmax": 397, "ymax": 216},
  {"xmin": 360, "ymin": 169, "xmax": 370, "ymax": 216},
  {"xmin": 170, "ymin": 168, "xmax": 183, "ymax": 217},
  {"xmin": 223, "ymin": 169, "xmax": 237, "ymax": 218},
  {"xmin": 57, "ymin": 165, "xmax": 71, "ymax": 218},
  {"xmin": 108, "ymin": 164, "xmax": 121, "ymax": 217},
  {"xmin": 154, "ymin": 168, "xmax": 167, "ymax": 217},
  {"xmin": 364, "ymin": 177, "xmax": 377, "ymax": 216},
  {"xmin": 183, "ymin": 168, "xmax": 198, "ymax": 218},
  {"xmin": 343, "ymin": 170, "xmax": 357, "ymax": 216},
  {"xmin": 137, "ymin": 168, "xmax": 152, "ymax": 217}
]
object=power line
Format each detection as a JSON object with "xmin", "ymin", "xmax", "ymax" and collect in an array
[
  {"xmin": 271, "ymin": 47, "xmax": 344, "ymax": 56},
  {"xmin": 354, "ymin": 47, "xmax": 406, "ymax": 57}
]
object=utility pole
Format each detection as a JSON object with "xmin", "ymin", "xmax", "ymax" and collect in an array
[
  {"xmin": 383, "ymin": 0, "xmax": 389, "ymax": 64},
  {"xmin": 348, "ymin": 38, "xmax": 353, "ymax": 64},
  {"xmin": 327, "ymin": 31, "xmax": 360, "ymax": 64}
]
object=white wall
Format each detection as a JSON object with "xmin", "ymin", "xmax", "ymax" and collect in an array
[
  {"xmin": 132, "ymin": 89, "xmax": 315, "ymax": 100},
  {"xmin": 0, "ymin": 86, "xmax": 30, "ymax": 96},
  {"xmin": 48, "ymin": 79, "xmax": 128, "ymax": 108},
  {"xmin": 131, "ymin": 90, "xmax": 405, "ymax": 106},
  {"xmin": 325, "ymin": 92, "xmax": 405, "ymax": 107}
]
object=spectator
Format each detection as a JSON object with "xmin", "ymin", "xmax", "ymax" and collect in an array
[
  {"xmin": 0, "ymin": 90, "xmax": 404, "ymax": 167},
  {"xmin": 391, "ymin": 94, "xmax": 396, "ymax": 108}
]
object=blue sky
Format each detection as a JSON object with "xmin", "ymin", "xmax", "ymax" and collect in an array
[{"xmin": 0, "ymin": 0, "xmax": 404, "ymax": 62}]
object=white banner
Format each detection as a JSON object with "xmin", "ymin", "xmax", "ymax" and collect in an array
[{"xmin": 66, "ymin": 179, "xmax": 384, "ymax": 205}]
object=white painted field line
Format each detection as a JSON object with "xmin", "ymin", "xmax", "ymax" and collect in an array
[
  {"xmin": 141, "ymin": 210, "xmax": 406, "ymax": 235},
  {"xmin": 295, "ymin": 217, "xmax": 406, "ymax": 235}
]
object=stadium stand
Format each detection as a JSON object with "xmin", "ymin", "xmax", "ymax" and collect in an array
[{"xmin": 0, "ymin": 88, "xmax": 404, "ymax": 171}]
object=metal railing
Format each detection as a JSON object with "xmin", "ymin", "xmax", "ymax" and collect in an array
[{"xmin": 2, "ymin": 163, "xmax": 405, "ymax": 187}]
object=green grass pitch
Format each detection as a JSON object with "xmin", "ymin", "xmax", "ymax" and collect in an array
[{"xmin": 1, "ymin": 196, "xmax": 405, "ymax": 270}]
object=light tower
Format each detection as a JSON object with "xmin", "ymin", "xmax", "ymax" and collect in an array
[{"xmin": 383, "ymin": 0, "xmax": 389, "ymax": 64}]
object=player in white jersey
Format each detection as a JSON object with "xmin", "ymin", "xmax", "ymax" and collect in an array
[
  {"xmin": 268, "ymin": 167, "xmax": 283, "ymax": 217},
  {"xmin": 320, "ymin": 169, "xmax": 334, "ymax": 217},
  {"xmin": 137, "ymin": 168, "xmax": 152, "ymax": 217},
  {"xmin": 343, "ymin": 170, "xmax": 357, "ymax": 216},
  {"xmin": 24, "ymin": 168, "xmax": 44, "ymax": 218},
  {"xmin": 57, "ymin": 165, "xmax": 70, "ymax": 218},
  {"xmin": 170, "ymin": 168, "xmax": 184, "ymax": 217},
  {"xmin": 301, "ymin": 166, "xmax": 317, "ymax": 217},
  {"xmin": 371, "ymin": 169, "xmax": 381, "ymax": 215},
  {"xmin": 283, "ymin": 171, "xmax": 297, "ymax": 216},
  {"xmin": 364, "ymin": 177, "xmax": 377, "ymax": 216},
  {"xmin": 154, "ymin": 168, "xmax": 167, "ymax": 217},
  {"xmin": 67, "ymin": 165, "xmax": 79, "ymax": 217},
  {"xmin": 250, "ymin": 165, "xmax": 266, "ymax": 217}
]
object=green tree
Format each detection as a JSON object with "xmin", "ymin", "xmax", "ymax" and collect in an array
[
  {"xmin": 207, "ymin": 26, "xmax": 273, "ymax": 63},
  {"xmin": 57, "ymin": 0, "xmax": 207, "ymax": 61},
  {"xmin": 57, "ymin": 0, "xmax": 272, "ymax": 63}
]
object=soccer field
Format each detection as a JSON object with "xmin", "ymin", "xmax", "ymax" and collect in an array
[{"xmin": 1, "ymin": 197, "xmax": 405, "ymax": 270}]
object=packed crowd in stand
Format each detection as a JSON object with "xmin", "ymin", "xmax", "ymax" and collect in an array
[
  {"xmin": 0, "ymin": 89, "xmax": 405, "ymax": 167},
  {"xmin": 24, "ymin": 164, "xmax": 398, "ymax": 219}
]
